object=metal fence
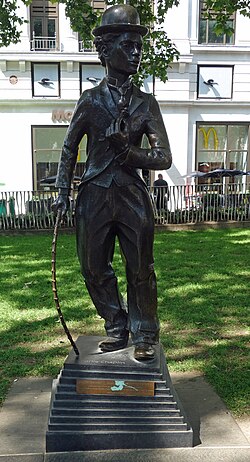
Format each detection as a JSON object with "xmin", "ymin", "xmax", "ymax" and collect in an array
[
  {"xmin": 0, "ymin": 191, "xmax": 74, "ymax": 231},
  {"xmin": 1, "ymin": 184, "xmax": 250, "ymax": 231},
  {"xmin": 153, "ymin": 183, "xmax": 250, "ymax": 225}
]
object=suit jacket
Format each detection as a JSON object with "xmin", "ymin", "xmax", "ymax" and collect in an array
[{"xmin": 55, "ymin": 78, "xmax": 172, "ymax": 191}]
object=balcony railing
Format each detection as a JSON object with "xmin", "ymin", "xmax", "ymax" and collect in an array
[
  {"xmin": 79, "ymin": 41, "xmax": 95, "ymax": 53},
  {"xmin": 1, "ymin": 184, "xmax": 250, "ymax": 231},
  {"xmin": 30, "ymin": 34, "xmax": 59, "ymax": 51}
]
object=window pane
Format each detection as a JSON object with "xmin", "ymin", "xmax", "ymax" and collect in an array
[
  {"xmin": 229, "ymin": 151, "xmax": 248, "ymax": 171},
  {"xmin": 228, "ymin": 126, "xmax": 248, "ymax": 151},
  {"xmin": 34, "ymin": 127, "xmax": 67, "ymax": 150},
  {"xmin": 47, "ymin": 19, "xmax": 55, "ymax": 37},
  {"xmin": 33, "ymin": 18, "xmax": 43, "ymax": 37},
  {"xmin": 225, "ymin": 20, "xmax": 234, "ymax": 44},
  {"xmin": 197, "ymin": 159, "xmax": 224, "ymax": 185},
  {"xmin": 197, "ymin": 151, "xmax": 224, "ymax": 165},
  {"xmin": 199, "ymin": 19, "xmax": 207, "ymax": 43},
  {"xmin": 33, "ymin": 127, "xmax": 87, "ymax": 190},
  {"xmin": 208, "ymin": 20, "xmax": 224, "ymax": 43}
]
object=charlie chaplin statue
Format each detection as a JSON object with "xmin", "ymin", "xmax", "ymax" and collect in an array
[{"xmin": 52, "ymin": 4, "xmax": 172, "ymax": 361}]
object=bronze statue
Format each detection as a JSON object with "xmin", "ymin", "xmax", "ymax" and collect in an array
[{"xmin": 52, "ymin": 4, "xmax": 172, "ymax": 361}]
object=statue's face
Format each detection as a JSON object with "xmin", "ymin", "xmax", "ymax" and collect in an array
[{"xmin": 106, "ymin": 32, "xmax": 143, "ymax": 77}]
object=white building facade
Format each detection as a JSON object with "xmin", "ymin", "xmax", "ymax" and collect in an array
[{"xmin": 1, "ymin": 0, "xmax": 250, "ymax": 193}]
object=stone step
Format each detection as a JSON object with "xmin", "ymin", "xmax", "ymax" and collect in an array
[
  {"xmin": 61, "ymin": 368, "xmax": 163, "ymax": 381},
  {"xmin": 52, "ymin": 399, "xmax": 178, "ymax": 409},
  {"xmin": 63, "ymin": 361, "xmax": 161, "ymax": 374},
  {"xmin": 54, "ymin": 392, "xmax": 174, "ymax": 402},
  {"xmin": 49, "ymin": 415, "xmax": 184, "ymax": 424},
  {"xmin": 46, "ymin": 429, "xmax": 193, "ymax": 452},
  {"xmin": 51, "ymin": 407, "xmax": 181, "ymax": 417},
  {"xmin": 47, "ymin": 422, "xmax": 188, "ymax": 432}
]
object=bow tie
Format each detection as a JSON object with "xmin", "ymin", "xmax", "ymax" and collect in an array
[
  {"xmin": 106, "ymin": 77, "xmax": 132, "ymax": 118},
  {"xmin": 106, "ymin": 76, "xmax": 132, "ymax": 93}
]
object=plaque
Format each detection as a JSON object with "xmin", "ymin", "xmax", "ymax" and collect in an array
[{"xmin": 76, "ymin": 378, "xmax": 155, "ymax": 397}]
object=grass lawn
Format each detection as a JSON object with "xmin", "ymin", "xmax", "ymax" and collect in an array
[{"xmin": 0, "ymin": 228, "xmax": 249, "ymax": 417}]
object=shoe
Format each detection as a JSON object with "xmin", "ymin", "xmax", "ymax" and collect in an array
[
  {"xmin": 99, "ymin": 336, "xmax": 128, "ymax": 352},
  {"xmin": 134, "ymin": 343, "xmax": 155, "ymax": 361}
]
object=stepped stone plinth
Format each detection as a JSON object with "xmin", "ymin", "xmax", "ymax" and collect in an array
[{"xmin": 46, "ymin": 336, "xmax": 193, "ymax": 452}]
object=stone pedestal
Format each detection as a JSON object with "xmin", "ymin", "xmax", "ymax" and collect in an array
[{"xmin": 46, "ymin": 336, "xmax": 193, "ymax": 452}]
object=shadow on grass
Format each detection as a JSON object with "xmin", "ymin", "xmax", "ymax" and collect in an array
[
  {"xmin": 0, "ymin": 229, "xmax": 249, "ymax": 415},
  {"xmin": 154, "ymin": 228, "xmax": 250, "ymax": 415}
]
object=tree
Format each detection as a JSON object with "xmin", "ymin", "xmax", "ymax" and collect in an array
[
  {"xmin": 58, "ymin": 0, "xmax": 180, "ymax": 86},
  {"xmin": 1, "ymin": 1, "xmax": 250, "ymax": 84},
  {"xmin": 0, "ymin": 0, "xmax": 29, "ymax": 47}
]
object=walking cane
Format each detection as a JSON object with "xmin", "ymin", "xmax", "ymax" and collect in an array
[{"xmin": 51, "ymin": 209, "xmax": 80, "ymax": 356}]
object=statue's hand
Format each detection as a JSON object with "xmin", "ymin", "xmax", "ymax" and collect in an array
[
  {"xmin": 52, "ymin": 194, "xmax": 70, "ymax": 217},
  {"xmin": 105, "ymin": 117, "xmax": 129, "ymax": 154}
]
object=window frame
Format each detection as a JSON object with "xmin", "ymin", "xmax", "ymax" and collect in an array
[
  {"xmin": 30, "ymin": 0, "xmax": 59, "ymax": 51},
  {"xmin": 79, "ymin": 62, "xmax": 105, "ymax": 94},
  {"xmin": 198, "ymin": 0, "xmax": 235, "ymax": 45},
  {"xmin": 195, "ymin": 122, "xmax": 250, "ymax": 186},
  {"xmin": 31, "ymin": 62, "xmax": 61, "ymax": 98},
  {"xmin": 31, "ymin": 125, "xmax": 87, "ymax": 191},
  {"xmin": 197, "ymin": 65, "xmax": 234, "ymax": 100}
]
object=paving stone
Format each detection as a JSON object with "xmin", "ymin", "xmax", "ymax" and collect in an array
[
  {"xmin": 171, "ymin": 372, "xmax": 249, "ymax": 447},
  {"xmin": 0, "ymin": 379, "xmax": 52, "ymax": 455},
  {"xmin": 0, "ymin": 455, "xmax": 44, "ymax": 462},
  {"xmin": 44, "ymin": 447, "xmax": 250, "ymax": 462}
]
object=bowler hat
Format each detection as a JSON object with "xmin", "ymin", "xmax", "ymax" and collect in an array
[{"xmin": 92, "ymin": 4, "xmax": 148, "ymax": 37}]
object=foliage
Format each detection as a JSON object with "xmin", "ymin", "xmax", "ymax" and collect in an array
[
  {"xmin": 55, "ymin": 0, "xmax": 179, "ymax": 85},
  {"xmin": 59, "ymin": 0, "xmax": 100, "ymax": 50},
  {"xmin": 0, "ymin": 0, "xmax": 30, "ymax": 47},
  {"xmin": 1, "ymin": 1, "xmax": 250, "ymax": 81},
  {"xmin": 203, "ymin": 0, "xmax": 250, "ymax": 37}
]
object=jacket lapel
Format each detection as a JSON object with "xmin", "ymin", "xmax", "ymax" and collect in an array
[
  {"xmin": 99, "ymin": 79, "xmax": 119, "ymax": 119},
  {"xmin": 128, "ymin": 86, "xmax": 144, "ymax": 116}
]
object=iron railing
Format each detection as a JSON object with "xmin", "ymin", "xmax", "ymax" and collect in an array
[
  {"xmin": 152, "ymin": 183, "xmax": 250, "ymax": 225},
  {"xmin": 1, "ymin": 184, "xmax": 250, "ymax": 231},
  {"xmin": 0, "ymin": 191, "xmax": 74, "ymax": 231}
]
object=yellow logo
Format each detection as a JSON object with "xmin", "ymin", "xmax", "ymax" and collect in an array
[{"xmin": 198, "ymin": 127, "xmax": 218, "ymax": 150}]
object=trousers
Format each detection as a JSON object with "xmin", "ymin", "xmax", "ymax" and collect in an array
[{"xmin": 75, "ymin": 181, "xmax": 159, "ymax": 345}]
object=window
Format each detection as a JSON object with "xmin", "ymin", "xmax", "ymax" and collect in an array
[
  {"xmin": 30, "ymin": 0, "xmax": 59, "ymax": 51},
  {"xmin": 198, "ymin": 1, "xmax": 235, "ymax": 45},
  {"xmin": 80, "ymin": 63, "xmax": 105, "ymax": 94},
  {"xmin": 196, "ymin": 123, "xmax": 249, "ymax": 185},
  {"xmin": 91, "ymin": 0, "xmax": 106, "ymax": 11},
  {"xmin": 32, "ymin": 126, "xmax": 87, "ymax": 191},
  {"xmin": 79, "ymin": 0, "xmax": 106, "ymax": 52},
  {"xmin": 32, "ymin": 62, "xmax": 60, "ymax": 97},
  {"xmin": 197, "ymin": 65, "xmax": 233, "ymax": 99}
]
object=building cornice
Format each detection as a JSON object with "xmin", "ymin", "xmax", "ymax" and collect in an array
[
  {"xmin": 159, "ymin": 99, "xmax": 250, "ymax": 107},
  {"xmin": 191, "ymin": 44, "xmax": 250, "ymax": 54},
  {"xmin": 0, "ymin": 99, "xmax": 77, "ymax": 106},
  {"xmin": 1, "ymin": 98, "xmax": 250, "ymax": 108},
  {"xmin": 0, "ymin": 52, "xmax": 100, "ymax": 63}
]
